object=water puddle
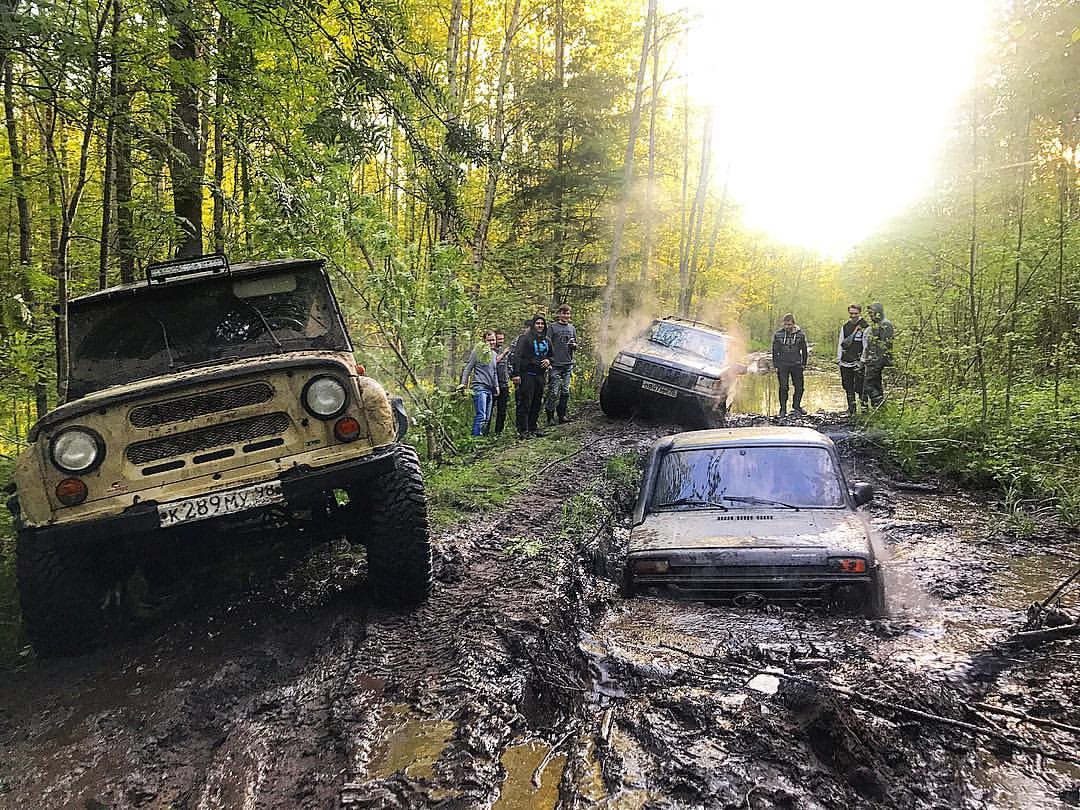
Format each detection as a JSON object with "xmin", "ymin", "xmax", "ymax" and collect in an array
[
  {"xmin": 731, "ymin": 370, "xmax": 848, "ymax": 416},
  {"xmin": 364, "ymin": 705, "xmax": 454, "ymax": 782},
  {"xmin": 494, "ymin": 740, "xmax": 566, "ymax": 809}
]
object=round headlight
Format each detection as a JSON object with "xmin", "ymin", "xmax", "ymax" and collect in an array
[
  {"xmin": 50, "ymin": 428, "xmax": 104, "ymax": 473},
  {"xmin": 303, "ymin": 376, "xmax": 348, "ymax": 419}
]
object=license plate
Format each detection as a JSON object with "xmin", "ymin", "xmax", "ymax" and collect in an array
[
  {"xmin": 158, "ymin": 480, "xmax": 284, "ymax": 528},
  {"xmin": 641, "ymin": 380, "xmax": 678, "ymax": 398}
]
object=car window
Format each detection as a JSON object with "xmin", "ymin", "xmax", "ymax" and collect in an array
[
  {"xmin": 653, "ymin": 446, "xmax": 845, "ymax": 508},
  {"xmin": 67, "ymin": 268, "xmax": 349, "ymax": 398},
  {"xmin": 645, "ymin": 322, "xmax": 727, "ymax": 363}
]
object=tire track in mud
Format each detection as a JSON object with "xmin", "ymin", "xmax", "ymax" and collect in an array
[
  {"xmin": 0, "ymin": 414, "xmax": 670, "ymax": 809},
  {"xmin": 3, "ymin": 413, "xmax": 1079, "ymax": 809}
]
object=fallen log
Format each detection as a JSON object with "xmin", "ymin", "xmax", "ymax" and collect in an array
[
  {"xmin": 1004, "ymin": 622, "xmax": 1080, "ymax": 648},
  {"xmin": 894, "ymin": 481, "xmax": 945, "ymax": 494},
  {"xmin": 973, "ymin": 702, "xmax": 1080, "ymax": 737},
  {"xmin": 658, "ymin": 643, "xmax": 1080, "ymax": 767}
]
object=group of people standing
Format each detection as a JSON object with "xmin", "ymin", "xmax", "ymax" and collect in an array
[
  {"xmin": 770, "ymin": 303, "xmax": 894, "ymax": 418},
  {"xmin": 459, "ymin": 304, "xmax": 579, "ymax": 439}
]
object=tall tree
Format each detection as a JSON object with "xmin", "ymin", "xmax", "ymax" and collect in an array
[{"xmin": 165, "ymin": 0, "xmax": 203, "ymax": 258}]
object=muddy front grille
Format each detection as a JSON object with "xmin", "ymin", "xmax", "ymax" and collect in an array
[
  {"xmin": 126, "ymin": 412, "xmax": 291, "ymax": 465},
  {"xmin": 631, "ymin": 359, "xmax": 698, "ymax": 389},
  {"xmin": 129, "ymin": 383, "xmax": 275, "ymax": 428}
]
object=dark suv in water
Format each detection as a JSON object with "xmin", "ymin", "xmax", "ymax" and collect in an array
[{"xmin": 600, "ymin": 316, "xmax": 740, "ymax": 427}]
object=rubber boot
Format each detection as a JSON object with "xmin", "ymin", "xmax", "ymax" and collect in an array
[{"xmin": 557, "ymin": 394, "xmax": 571, "ymax": 423}]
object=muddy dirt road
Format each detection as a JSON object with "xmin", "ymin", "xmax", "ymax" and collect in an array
[{"xmin": 2, "ymin": 406, "xmax": 1080, "ymax": 809}]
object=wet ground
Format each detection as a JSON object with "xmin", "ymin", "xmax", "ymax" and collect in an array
[{"xmin": 2, "ymin": 380, "xmax": 1079, "ymax": 809}]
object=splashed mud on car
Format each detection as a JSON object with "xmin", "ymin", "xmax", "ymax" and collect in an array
[{"xmin": 1, "ymin": 411, "xmax": 1080, "ymax": 808}]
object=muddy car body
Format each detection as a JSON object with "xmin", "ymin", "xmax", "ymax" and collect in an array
[
  {"xmin": 624, "ymin": 427, "xmax": 883, "ymax": 613},
  {"xmin": 9, "ymin": 255, "xmax": 431, "ymax": 655},
  {"xmin": 600, "ymin": 316, "xmax": 738, "ymax": 428}
]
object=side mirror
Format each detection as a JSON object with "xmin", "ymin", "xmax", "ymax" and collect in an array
[{"xmin": 851, "ymin": 483, "xmax": 874, "ymax": 507}]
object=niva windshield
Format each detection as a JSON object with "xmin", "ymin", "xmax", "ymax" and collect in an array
[
  {"xmin": 653, "ymin": 446, "xmax": 846, "ymax": 509},
  {"xmin": 646, "ymin": 321, "xmax": 727, "ymax": 364},
  {"xmin": 68, "ymin": 269, "xmax": 349, "ymax": 398}
]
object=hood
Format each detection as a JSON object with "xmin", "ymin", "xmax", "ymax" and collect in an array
[
  {"xmin": 621, "ymin": 336, "xmax": 729, "ymax": 377},
  {"xmin": 629, "ymin": 509, "xmax": 872, "ymax": 555},
  {"xmin": 869, "ymin": 302, "xmax": 885, "ymax": 317},
  {"xmin": 28, "ymin": 351, "xmax": 355, "ymax": 441},
  {"xmin": 529, "ymin": 312, "xmax": 548, "ymax": 338}
]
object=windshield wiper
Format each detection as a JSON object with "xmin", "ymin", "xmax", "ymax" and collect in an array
[
  {"xmin": 655, "ymin": 497, "xmax": 728, "ymax": 511},
  {"xmin": 241, "ymin": 300, "xmax": 283, "ymax": 349},
  {"xmin": 722, "ymin": 495, "xmax": 800, "ymax": 511}
]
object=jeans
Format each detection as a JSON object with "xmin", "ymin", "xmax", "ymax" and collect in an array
[
  {"xmin": 471, "ymin": 387, "xmax": 493, "ymax": 436},
  {"xmin": 776, "ymin": 364, "xmax": 805, "ymax": 411}
]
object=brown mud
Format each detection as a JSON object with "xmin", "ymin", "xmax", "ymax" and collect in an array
[{"xmin": 2, "ymin": 393, "xmax": 1080, "ymax": 809}]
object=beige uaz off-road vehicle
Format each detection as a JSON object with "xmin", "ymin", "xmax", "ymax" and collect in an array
[{"xmin": 8, "ymin": 254, "xmax": 431, "ymax": 655}]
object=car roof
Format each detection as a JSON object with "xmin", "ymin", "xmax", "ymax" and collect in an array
[
  {"xmin": 69, "ymin": 257, "xmax": 326, "ymax": 307},
  {"xmin": 663, "ymin": 426, "xmax": 835, "ymax": 451},
  {"xmin": 656, "ymin": 316, "xmax": 727, "ymax": 338}
]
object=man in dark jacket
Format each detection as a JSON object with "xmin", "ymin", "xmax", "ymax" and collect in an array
[
  {"xmin": 861, "ymin": 302, "xmax": 894, "ymax": 407},
  {"xmin": 836, "ymin": 303, "xmax": 869, "ymax": 416},
  {"xmin": 512, "ymin": 314, "xmax": 553, "ymax": 437},
  {"xmin": 544, "ymin": 303, "xmax": 578, "ymax": 424},
  {"xmin": 771, "ymin": 313, "xmax": 808, "ymax": 418}
]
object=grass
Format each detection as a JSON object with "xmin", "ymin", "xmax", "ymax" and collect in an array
[{"xmin": 421, "ymin": 418, "xmax": 591, "ymax": 531}]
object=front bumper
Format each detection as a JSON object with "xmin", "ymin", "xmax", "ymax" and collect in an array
[
  {"xmin": 626, "ymin": 551, "xmax": 880, "ymax": 605},
  {"xmin": 607, "ymin": 368, "xmax": 723, "ymax": 409},
  {"xmin": 19, "ymin": 445, "xmax": 399, "ymax": 546}
]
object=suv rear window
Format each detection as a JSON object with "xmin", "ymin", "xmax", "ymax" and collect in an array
[
  {"xmin": 646, "ymin": 321, "xmax": 727, "ymax": 363},
  {"xmin": 653, "ymin": 446, "xmax": 845, "ymax": 508},
  {"xmin": 68, "ymin": 268, "xmax": 349, "ymax": 397}
]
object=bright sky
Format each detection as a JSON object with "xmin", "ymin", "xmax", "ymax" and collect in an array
[{"xmin": 682, "ymin": 0, "xmax": 994, "ymax": 258}]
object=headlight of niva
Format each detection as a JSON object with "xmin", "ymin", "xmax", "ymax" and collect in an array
[
  {"xmin": 302, "ymin": 376, "xmax": 348, "ymax": 419},
  {"xmin": 50, "ymin": 427, "xmax": 104, "ymax": 473}
]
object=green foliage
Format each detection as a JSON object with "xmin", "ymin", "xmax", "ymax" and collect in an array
[{"xmin": 875, "ymin": 383, "xmax": 1080, "ymax": 526}]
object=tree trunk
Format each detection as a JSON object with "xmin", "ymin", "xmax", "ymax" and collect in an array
[
  {"xmin": 683, "ymin": 110, "xmax": 713, "ymax": 316},
  {"xmin": 98, "ymin": 3, "xmax": 120, "ymax": 290},
  {"xmin": 640, "ymin": 8, "xmax": 660, "ymax": 284},
  {"xmin": 1005, "ymin": 114, "xmax": 1030, "ymax": 423},
  {"xmin": 551, "ymin": 0, "xmax": 566, "ymax": 309},
  {"xmin": 113, "ymin": 0, "xmax": 134, "ymax": 283},
  {"xmin": 212, "ymin": 13, "xmax": 227, "ymax": 254},
  {"xmin": 676, "ymin": 76, "xmax": 689, "ymax": 315},
  {"xmin": 473, "ymin": 0, "xmax": 522, "ymax": 277},
  {"xmin": 966, "ymin": 94, "xmax": 987, "ymax": 426},
  {"xmin": 166, "ymin": 0, "xmax": 203, "ymax": 258},
  {"xmin": 238, "ymin": 116, "xmax": 252, "ymax": 251},
  {"xmin": 600, "ymin": 0, "xmax": 655, "ymax": 327},
  {"xmin": 0, "ymin": 0, "xmax": 30, "ymax": 269}
]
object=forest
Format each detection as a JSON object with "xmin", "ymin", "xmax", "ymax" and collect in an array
[{"xmin": 0, "ymin": 0, "xmax": 1075, "ymax": 505}]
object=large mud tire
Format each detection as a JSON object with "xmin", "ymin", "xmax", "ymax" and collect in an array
[
  {"xmin": 600, "ymin": 377, "xmax": 633, "ymax": 419},
  {"xmin": 363, "ymin": 445, "xmax": 433, "ymax": 607},
  {"xmin": 16, "ymin": 532, "xmax": 102, "ymax": 657}
]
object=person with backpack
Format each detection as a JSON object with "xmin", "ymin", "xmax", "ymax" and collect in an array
[
  {"xmin": 512, "ymin": 314, "xmax": 553, "ymax": 438},
  {"xmin": 861, "ymin": 302, "xmax": 894, "ymax": 407},
  {"xmin": 836, "ymin": 303, "xmax": 869, "ymax": 416}
]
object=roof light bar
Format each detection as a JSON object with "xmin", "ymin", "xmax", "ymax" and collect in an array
[{"xmin": 146, "ymin": 253, "xmax": 230, "ymax": 284}]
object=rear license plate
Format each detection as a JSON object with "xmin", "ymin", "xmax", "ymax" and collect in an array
[
  {"xmin": 641, "ymin": 380, "xmax": 678, "ymax": 398},
  {"xmin": 158, "ymin": 480, "xmax": 284, "ymax": 528}
]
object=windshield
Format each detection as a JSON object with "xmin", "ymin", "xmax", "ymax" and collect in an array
[
  {"xmin": 652, "ymin": 446, "xmax": 846, "ymax": 509},
  {"xmin": 645, "ymin": 321, "xmax": 727, "ymax": 364},
  {"xmin": 68, "ymin": 268, "xmax": 349, "ymax": 397}
]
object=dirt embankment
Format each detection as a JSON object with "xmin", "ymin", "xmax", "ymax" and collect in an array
[{"xmin": 2, "ymin": 411, "xmax": 1079, "ymax": 809}]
